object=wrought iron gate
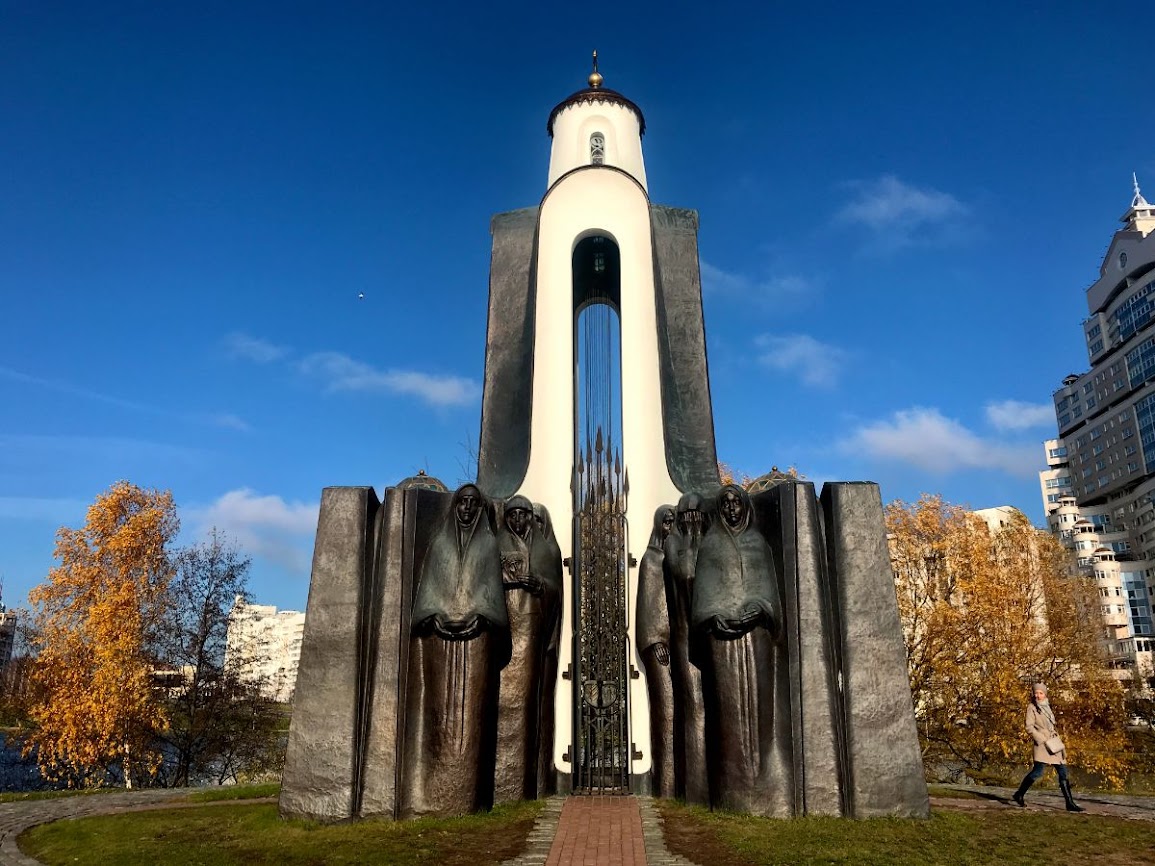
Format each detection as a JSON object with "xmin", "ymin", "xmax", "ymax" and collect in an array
[{"xmin": 572, "ymin": 427, "xmax": 630, "ymax": 793}]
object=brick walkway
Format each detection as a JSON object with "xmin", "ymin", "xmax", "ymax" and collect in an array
[{"xmin": 544, "ymin": 796, "xmax": 647, "ymax": 866}]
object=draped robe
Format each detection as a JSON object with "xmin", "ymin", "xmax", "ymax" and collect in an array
[
  {"xmin": 494, "ymin": 495, "xmax": 562, "ymax": 802},
  {"xmin": 692, "ymin": 484, "xmax": 794, "ymax": 817},
  {"xmin": 637, "ymin": 505, "xmax": 676, "ymax": 798},
  {"xmin": 401, "ymin": 485, "xmax": 507, "ymax": 818},
  {"xmin": 662, "ymin": 492, "xmax": 710, "ymax": 804}
]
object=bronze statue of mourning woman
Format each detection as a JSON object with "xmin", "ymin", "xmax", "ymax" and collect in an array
[
  {"xmin": 400, "ymin": 483, "xmax": 509, "ymax": 818},
  {"xmin": 494, "ymin": 494, "xmax": 563, "ymax": 802},
  {"xmin": 691, "ymin": 484, "xmax": 795, "ymax": 817},
  {"xmin": 637, "ymin": 504, "xmax": 677, "ymax": 798}
]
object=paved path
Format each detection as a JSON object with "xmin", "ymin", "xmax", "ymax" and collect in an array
[
  {"xmin": 934, "ymin": 784, "xmax": 1155, "ymax": 821},
  {"xmin": 0, "ymin": 789, "xmax": 209, "ymax": 866}
]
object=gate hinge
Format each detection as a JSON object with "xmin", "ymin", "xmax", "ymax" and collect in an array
[
  {"xmin": 563, "ymin": 556, "xmax": 572, "ymax": 573},
  {"xmin": 562, "ymin": 748, "xmax": 572, "ymax": 763},
  {"xmin": 629, "ymin": 555, "xmax": 638, "ymax": 568},
  {"xmin": 561, "ymin": 664, "xmax": 573, "ymax": 681},
  {"xmin": 631, "ymin": 743, "xmax": 643, "ymax": 761},
  {"xmin": 630, "ymin": 665, "xmax": 640, "ymax": 680}
]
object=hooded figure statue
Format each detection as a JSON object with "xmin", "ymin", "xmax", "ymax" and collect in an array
[
  {"xmin": 532, "ymin": 503, "xmax": 564, "ymax": 797},
  {"xmin": 662, "ymin": 491, "xmax": 710, "ymax": 804},
  {"xmin": 692, "ymin": 483, "xmax": 794, "ymax": 817},
  {"xmin": 637, "ymin": 504, "xmax": 677, "ymax": 797},
  {"xmin": 494, "ymin": 494, "xmax": 563, "ymax": 802},
  {"xmin": 400, "ymin": 484, "xmax": 507, "ymax": 818}
]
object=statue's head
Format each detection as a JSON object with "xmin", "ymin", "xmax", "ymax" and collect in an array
[
  {"xmin": 454, "ymin": 485, "xmax": 482, "ymax": 527},
  {"xmin": 718, "ymin": 484, "xmax": 751, "ymax": 533},
  {"xmin": 720, "ymin": 486, "xmax": 745, "ymax": 528},
  {"xmin": 675, "ymin": 492, "xmax": 704, "ymax": 532},
  {"xmin": 505, "ymin": 495, "xmax": 534, "ymax": 539},
  {"xmin": 532, "ymin": 503, "xmax": 553, "ymax": 539},
  {"xmin": 656, "ymin": 505, "xmax": 675, "ymax": 541}
]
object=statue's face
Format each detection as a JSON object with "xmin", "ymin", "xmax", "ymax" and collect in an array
[
  {"xmin": 534, "ymin": 510, "xmax": 546, "ymax": 531},
  {"xmin": 660, "ymin": 509, "xmax": 675, "ymax": 539},
  {"xmin": 506, "ymin": 507, "xmax": 531, "ymax": 538},
  {"xmin": 721, "ymin": 490, "xmax": 744, "ymax": 528},
  {"xmin": 456, "ymin": 488, "xmax": 480, "ymax": 526}
]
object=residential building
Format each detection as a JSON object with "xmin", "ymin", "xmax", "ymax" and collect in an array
[
  {"xmin": 0, "ymin": 604, "xmax": 15, "ymax": 668},
  {"xmin": 1039, "ymin": 177, "xmax": 1155, "ymax": 686},
  {"xmin": 225, "ymin": 597, "xmax": 306, "ymax": 703}
]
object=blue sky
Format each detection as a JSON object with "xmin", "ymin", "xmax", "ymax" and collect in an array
[{"xmin": 3, "ymin": 2, "xmax": 1154, "ymax": 613}]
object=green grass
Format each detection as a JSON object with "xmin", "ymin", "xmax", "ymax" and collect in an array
[
  {"xmin": 21, "ymin": 799, "xmax": 543, "ymax": 866},
  {"xmin": 185, "ymin": 782, "xmax": 280, "ymax": 802},
  {"xmin": 659, "ymin": 801, "xmax": 1155, "ymax": 866}
]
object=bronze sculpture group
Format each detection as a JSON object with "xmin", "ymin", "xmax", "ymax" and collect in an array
[
  {"xmin": 403, "ymin": 484, "xmax": 563, "ymax": 817},
  {"xmin": 639, "ymin": 485, "xmax": 794, "ymax": 815}
]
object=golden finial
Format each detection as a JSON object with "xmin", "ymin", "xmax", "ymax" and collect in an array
[{"xmin": 588, "ymin": 49, "xmax": 603, "ymax": 88}]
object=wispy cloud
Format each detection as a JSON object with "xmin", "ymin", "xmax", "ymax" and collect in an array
[
  {"xmin": 755, "ymin": 333, "xmax": 849, "ymax": 388},
  {"xmin": 0, "ymin": 366, "xmax": 249, "ymax": 432},
  {"xmin": 835, "ymin": 175, "xmax": 969, "ymax": 250},
  {"xmin": 222, "ymin": 332, "xmax": 289, "ymax": 363},
  {"xmin": 842, "ymin": 407, "xmax": 1037, "ymax": 476},
  {"xmin": 185, "ymin": 489, "xmax": 319, "ymax": 575},
  {"xmin": 984, "ymin": 400, "xmax": 1054, "ymax": 432},
  {"xmin": 700, "ymin": 261, "xmax": 818, "ymax": 306},
  {"xmin": 298, "ymin": 352, "xmax": 480, "ymax": 407}
]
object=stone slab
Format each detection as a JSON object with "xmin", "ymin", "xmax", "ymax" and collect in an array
[{"xmin": 820, "ymin": 482, "xmax": 930, "ymax": 818}]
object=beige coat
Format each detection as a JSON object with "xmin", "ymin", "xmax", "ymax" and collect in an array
[{"xmin": 1026, "ymin": 701, "xmax": 1066, "ymax": 765}]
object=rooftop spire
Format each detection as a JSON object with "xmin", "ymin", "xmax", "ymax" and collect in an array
[
  {"xmin": 1134, "ymin": 172, "xmax": 1150, "ymax": 208},
  {"xmin": 588, "ymin": 49, "xmax": 603, "ymax": 89}
]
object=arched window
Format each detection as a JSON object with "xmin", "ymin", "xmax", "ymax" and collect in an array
[{"xmin": 590, "ymin": 133, "xmax": 605, "ymax": 165}]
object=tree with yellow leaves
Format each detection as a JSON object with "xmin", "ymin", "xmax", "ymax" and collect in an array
[
  {"xmin": 888, "ymin": 494, "xmax": 1130, "ymax": 785},
  {"xmin": 26, "ymin": 481, "xmax": 178, "ymax": 787}
]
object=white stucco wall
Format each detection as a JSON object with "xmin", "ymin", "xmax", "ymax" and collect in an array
[
  {"xmin": 548, "ymin": 101, "xmax": 647, "ymax": 191},
  {"xmin": 517, "ymin": 165, "xmax": 681, "ymax": 778}
]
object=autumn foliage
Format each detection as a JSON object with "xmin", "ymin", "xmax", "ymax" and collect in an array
[
  {"xmin": 25, "ymin": 481, "xmax": 179, "ymax": 787},
  {"xmin": 887, "ymin": 494, "xmax": 1130, "ymax": 785}
]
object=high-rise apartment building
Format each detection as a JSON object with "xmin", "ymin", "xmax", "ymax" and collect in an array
[
  {"xmin": 0, "ymin": 604, "xmax": 15, "ymax": 668},
  {"xmin": 225, "ymin": 597, "xmax": 306, "ymax": 703},
  {"xmin": 1040, "ymin": 178, "xmax": 1155, "ymax": 686}
]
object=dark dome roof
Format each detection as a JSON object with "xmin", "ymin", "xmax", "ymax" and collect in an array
[
  {"xmin": 547, "ymin": 86, "xmax": 646, "ymax": 138},
  {"xmin": 396, "ymin": 470, "xmax": 448, "ymax": 492},
  {"xmin": 745, "ymin": 468, "xmax": 798, "ymax": 495}
]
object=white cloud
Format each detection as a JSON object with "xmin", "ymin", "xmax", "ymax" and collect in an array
[
  {"xmin": 984, "ymin": 400, "xmax": 1054, "ymax": 432},
  {"xmin": 298, "ymin": 351, "xmax": 480, "ymax": 407},
  {"xmin": 223, "ymin": 332, "xmax": 289, "ymax": 363},
  {"xmin": 186, "ymin": 489, "xmax": 319, "ymax": 575},
  {"xmin": 835, "ymin": 175, "xmax": 968, "ymax": 249},
  {"xmin": 843, "ymin": 407, "xmax": 1038, "ymax": 476},
  {"xmin": 755, "ymin": 334, "xmax": 848, "ymax": 388},
  {"xmin": 699, "ymin": 261, "xmax": 818, "ymax": 305}
]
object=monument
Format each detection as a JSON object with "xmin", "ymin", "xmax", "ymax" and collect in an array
[{"xmin": 279, "ymin": 55, "xmax": 929, "ymax": 821}]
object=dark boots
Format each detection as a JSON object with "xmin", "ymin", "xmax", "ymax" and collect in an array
[
  {"xmin": 1013, "ymin": 772, "xmax": 1085, "ymax": 812},
  {"xmin": 1011, "ymin": 774, "xmax": 1032, "ymax": 807},
  {"xmin": 1059, "ymin": 778, "xmax": 1085, "ymax": 813}
]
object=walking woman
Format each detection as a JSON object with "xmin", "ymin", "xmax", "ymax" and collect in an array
[{"xmin": 1011, "ymin": 682, "xmax": 1085, "ymax": 812}]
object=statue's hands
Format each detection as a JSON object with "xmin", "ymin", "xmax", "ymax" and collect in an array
[
  {"xmin": 501, "ymin": 556, "xmax": 524, "ymax": 585},
  {"xmin": 520, "ymin": 573, "xmax": 544, "ymax": 595},
  {"xmin": 434, "ymin": 615, "xmax": 483, "ymax": 641},
  {"xmin": 653, "ymin": 642, "xmax": 671, "ymax": 666}
]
